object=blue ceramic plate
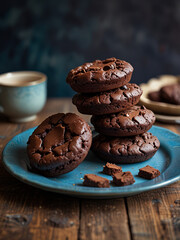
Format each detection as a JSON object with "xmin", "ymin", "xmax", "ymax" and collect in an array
[{"xmin": 2, "ymin": 126, "xmax": 180, "ymax": 198}]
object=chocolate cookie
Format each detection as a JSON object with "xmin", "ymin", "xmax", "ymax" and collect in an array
[
  {"xmin": 92, "ymin": 132, "xmax": 160, "ymax": 164},
  {"xmin": 72, "ymin": 83, "xmax": 142, "ymax": 115},
  {"xmin": 160, "ymin": 83, "xmax": 180, "ymax": 105},
  {"xmin": 91, "ymin": 106, "xmax": 155, "ymax": 137},
  {"xmin": 27, "ymin": 113, "xmax": 92, "ymax": 177},
  {"xmin": 66, "ymin": 57, "xmax": 133, "ymax": 93},
  {"xmin": 148, "ymin": 91, "xmax": 162, "ymax": 102}
]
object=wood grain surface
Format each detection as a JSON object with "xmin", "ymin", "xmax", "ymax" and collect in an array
[{"xmin": 0, "ymin": 98, "xmax": 179, "ymax": 240}]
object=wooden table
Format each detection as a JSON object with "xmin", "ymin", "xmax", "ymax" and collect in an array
[{"xmin": 0, "ymin": 98, "xmax": 179, "ymax": 240}]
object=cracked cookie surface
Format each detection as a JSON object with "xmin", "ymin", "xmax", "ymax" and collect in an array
[
  {"xmin": 91, "ymin": 106, "xmax": 155, "ymax": 136},
  {"xmin": 92, "ymin": 132, "xmax": 160, "ymax": 163},
  {"xmin": 27, "ymin": 113, "xmax": 92, "ymax": 177},
  {"xmin": 66, "ymin": 57, "xmax": 133, "ymax": 93},
  {"xmin": 72, "ymin": 83, "xmax": 142, "ymax": 115}
]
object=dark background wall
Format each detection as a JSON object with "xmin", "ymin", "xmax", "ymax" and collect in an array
[{"xmin": 0, "ymin": 0, "xmax": 180, "ymax": 97}]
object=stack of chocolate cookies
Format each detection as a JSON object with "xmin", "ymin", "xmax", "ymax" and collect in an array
[{"xmin": 67, "ymin": 57, "xmax": 160, "ymax": 164}]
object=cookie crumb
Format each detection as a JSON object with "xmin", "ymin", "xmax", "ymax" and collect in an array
[
  {"xmin": 113, "ymin": 171, "xmax": 135, "ymax": 186},
  {"xmin": 103, "ymin": 162, "xmax": 122, "ymax": 176},
  {"xmin": 138, "ymin": 165, "xmax": 160, "ymax": 179},
  {"xmin": 83, "ymin": 174, "xmax": 110, "ymax": 188}
]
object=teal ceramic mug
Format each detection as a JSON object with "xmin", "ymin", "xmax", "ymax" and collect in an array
[{"xmin": 0, "ymin": 71, "xmax": 47, "ymax": 122}]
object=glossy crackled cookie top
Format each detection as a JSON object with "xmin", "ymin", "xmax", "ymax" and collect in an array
[
  {"xmin": 91, "ymin": 106, "xmax": 155, "ymax": 136},
  {"xmin": 27, "ymin": 113, "xmax": 92, "ymax": 170},
  {"xmin": 66, "ymin": 57, "xmax": 133, "ymax": 93}
]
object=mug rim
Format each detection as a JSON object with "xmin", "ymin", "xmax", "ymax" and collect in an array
[{"xmin": 0, "ymin": 71, "xmax": 47, "ymax": 87}]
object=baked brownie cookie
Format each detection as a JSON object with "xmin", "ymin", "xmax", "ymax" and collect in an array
[
  {"xmin": 91, "ymin": 106, "xmax": 155, "ymax": 137},
  {"xmin": 92, "ymin": 132, "xmax": 160, "ymax": 164},
  {"xmin": 160, "ymin": 83, "xmax": 180, "ymax": 105},
  {"xmin": 103, "ymin": 162, "xmax": 122, "ymax": 176},
  {"xmin": 66, "ymin": 57, "xmax": 133, "ymax": 93},
  {"xmin": 27, "ymin": 113, "xmax": 92, "ymax": 177},
  {"xmin": 83, "ymin": 174, "xmax": 110, "ymax": 188},
  {"xmin": 113, "ymin": 171, "xmax": 135, "ymax": 186},
  {"xmin": 72, "ymin": 83, "xmax": 142, "ymax": 115},
  {"xmin": 148, "ymin": 91, "xmax": 162, "ymax": 102},
  {"xmin": 138, "ymin": 165, "xmax": 160, "ymax": 179}
]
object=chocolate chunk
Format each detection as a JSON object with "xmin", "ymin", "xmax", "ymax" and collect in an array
[
  {"xmin": 66, "ymin": 57, "xmax": 133, "ymax": 93},
  {"xmin": 138, "ymin": 165, "xmax": 160, "ymax": 179},
  {"xmin": 83, "ymin": 174, "xmax": 110, "ymax": 188},
  {"xmin": 113, "ymin": 171, "xmax": 135, "ymax": 186},
  {"xmin": 120, "ymin": 85, "xmax": 128, "ymax": 90},
  {"xmin": 103, "ymin": 162, "xmax": 122, "ymax": 176},
  {"xmin": 140, "ymin": 105, "xmax": 146, "ymax": 110}
]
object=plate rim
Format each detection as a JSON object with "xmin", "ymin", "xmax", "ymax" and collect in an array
[{"xmin": 2, "ymin": 126, "xmax": 180, "ymax": 198}]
